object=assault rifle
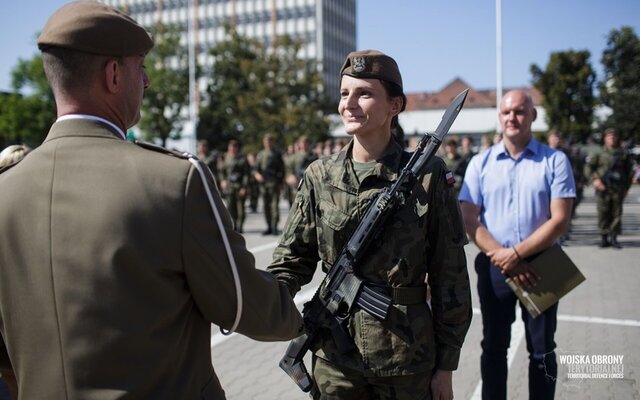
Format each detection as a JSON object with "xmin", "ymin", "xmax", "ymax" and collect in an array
[{"xmin": 279, "ymin": 89, "xmax": 469, "ymax": 398}]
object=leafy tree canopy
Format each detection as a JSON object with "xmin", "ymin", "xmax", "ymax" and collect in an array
[
  {"xmin": 197, "ymin": 26, "xmax": 332, "ymax": 154},
  {"xmin": 599, "ymin": 26, "xmax": 640, "ymax": 142},
  {"xmin": 0, "ymin": 54, "xmax": 55, "ymax": 148},
  {"xmin": 138, "ymin": 22, "xmax": 190, "ymax": 147},
  {"xmin": 531, "ymin": 50, "xmax": 596, "ymax": 143}
]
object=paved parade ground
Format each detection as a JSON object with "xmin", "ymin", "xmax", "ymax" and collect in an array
[{"xmin": 210, "ymin": 185, "xmax": 640, "ymax": 400}]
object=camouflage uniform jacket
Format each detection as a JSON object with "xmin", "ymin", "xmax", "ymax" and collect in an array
[
  {"xmin": 255, "ymin": 148, "xmax": 285, "ymax": 186},
  {"xmin": 268, "ymin": 138, "xmax": 472, "ymax": 376},
  {"xmin": 585, "ymin": 146, "xmax": 633, "ymax": 192},
  {"xmin": 220, "ymin": 152, "xmax": 250, "ymax": 189}
]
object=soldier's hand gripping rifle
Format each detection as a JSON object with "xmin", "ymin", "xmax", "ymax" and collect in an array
[{"xmin": 279, "ymin": 89, "xmax": 469, "ymax": 398}]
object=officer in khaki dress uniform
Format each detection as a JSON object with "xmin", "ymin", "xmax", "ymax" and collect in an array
[
  {"xmin": 0, "ymin": 2, "xmax": 302, "ymax": 399},
  {"xmin": 585, "ymin": 128, "xmax": 633, "ymax": 248},
  {"xmin": 267, "ymin": 50, "xmax": 472, "ymax": 399}
]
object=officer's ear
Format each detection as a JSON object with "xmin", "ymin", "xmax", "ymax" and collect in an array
[
  {"xmin": 104, "ymin": 58, "xmax": 122, "ymax": 94},
  {"xmin": 531, "ymin": 107, "xmax": 538, "ymax": 122}
]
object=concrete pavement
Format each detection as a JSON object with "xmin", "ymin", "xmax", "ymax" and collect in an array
[{"xmin": 210, "ymin": 184, "xmax": 640, "ymax": 399}]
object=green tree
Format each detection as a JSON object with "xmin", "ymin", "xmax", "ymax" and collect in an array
[
  {"xmin": 197, "ymin": 27, "xmax": 263, "ymax": 152},
  {"xmin": 197, "ymin": 26, "xmax": 331, "ymax": 153},
  {"xmin": 138, "ymin": 23, "xmax": 190, "ymax": 147},
  {"xmin": 263, "ymin": 35, "xmax": 333, "ymax": 150},
  {"xmin": 599, "ymin": 26, "xmax": 640, "ymax": 142},
  {"xmin": 531, "ymin": 50, "xmax": 596, "ymax": 143},
  {"xmin": 0, "ymin": 54, "xmax": 55, "ymax": 148}
]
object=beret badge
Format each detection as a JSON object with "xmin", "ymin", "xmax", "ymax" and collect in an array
[{"xmin": 352, "ymin": 57, "xmax": 366, "ymax": 73}]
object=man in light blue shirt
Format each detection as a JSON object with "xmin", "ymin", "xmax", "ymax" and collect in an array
[{"xmin": 459, "ymin": 90, "xmax": 575, "ymax": 400}]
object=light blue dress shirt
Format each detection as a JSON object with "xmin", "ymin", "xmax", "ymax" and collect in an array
[{"xmin": 458, "ymin": 138, "xmax": 576, "ymax": 247}]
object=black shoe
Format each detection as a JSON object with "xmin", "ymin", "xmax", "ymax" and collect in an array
[
  {"xmin": 262, "ymin": 228, "xmax": 273, "ymax": 235},
  {"xmin": 611, "ymin": 235, "xmax": 622, "ymax": 249},
  {"xmin": 272, "ymin": 228, "xmax": 280, "ymax": 236},
  {"xmin": 599, "ymin": 235, "xmax": 611, "ymax": 248}
]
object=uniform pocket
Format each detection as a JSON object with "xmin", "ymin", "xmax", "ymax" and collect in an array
[
  {"xmin": 317, "ymin": 199, "xmax": 351, "ymax": 263},
  {"xmin": 319, "ymin": 199, "xmax": 350, "ymax": 231}
]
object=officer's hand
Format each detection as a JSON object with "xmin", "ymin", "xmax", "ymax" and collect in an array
[
  {"xmin": 220, "ymin": 180, "xmax": 227, "ymax": 191},
  {"xmin": 593, "ymin": 178, "xmax": 606, "ymax": 192},
  {"xmin": 431, "ymin": 369, "xmax": 453, "ymax": 400},
  {"xmin": 254, "ymin": 172, "xmax": 264, "ymax": 183}
]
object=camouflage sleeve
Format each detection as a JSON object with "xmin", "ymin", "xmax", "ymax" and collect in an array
[
  {"xmin": 254, "ymin": 151, "xmax": 264, "ymax": 174},
  {"xmin": 584, "ymin": 151, "xmax": 599, "ymax": 180},
  {"xmin": 426, "ymin": 161, "xmax": 472, "ymax": 370},
  {"xmin": 267, "ymin": 173, "xmax": 320, "ymax": 296}
]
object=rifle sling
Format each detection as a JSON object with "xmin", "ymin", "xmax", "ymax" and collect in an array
[
  {"xmin": 391, "ymin": 286, "xmax": 427, "ymax": 305},
  {"xmin": 363, "ymin": 283, "xmax": 427, "ymax": 305}
]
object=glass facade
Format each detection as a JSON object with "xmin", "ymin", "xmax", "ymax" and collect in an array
[{"xmin": 105, "ymin": 0, "xmax": 356, "ymax": 101}]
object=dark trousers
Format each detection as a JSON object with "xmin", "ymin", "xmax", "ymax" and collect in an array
[
  {"xmin": 262, "ymin": 183, "xmax": 281, "ymax": 230},
  {"xmin": 0, "ymin": 377, "xmax": 10, "ymax": 400},
  {"xmin": 475, "ymin": 253, "xmax": 558, "ymax": 400}
]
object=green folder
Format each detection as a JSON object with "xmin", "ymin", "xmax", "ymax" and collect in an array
[{"xmin": 505, "ymin": 243, "xmax": 586, "ymax": 318}]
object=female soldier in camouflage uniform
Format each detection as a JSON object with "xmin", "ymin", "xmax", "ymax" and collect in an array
[{"xmin": 268, "ymin": 50, "xmax": 471, "ymax": 399}]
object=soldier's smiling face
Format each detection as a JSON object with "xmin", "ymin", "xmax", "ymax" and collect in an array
[{"xmin": 338, "ymin": 75, "xmax": 401, "ymax": 138}]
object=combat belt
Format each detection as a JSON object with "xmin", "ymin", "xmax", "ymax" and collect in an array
[{"xmin": 279, "ymin": 89, "xmax": 469, "ymax": 399}]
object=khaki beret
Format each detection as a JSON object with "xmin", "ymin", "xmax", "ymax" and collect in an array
[
  {"xmin": 340, "ymin": 50, "xmax": 403, "ymax": 89},
  {"xmin": 38, "ymin": 1, "xmax": 153, "ymax": 57}
]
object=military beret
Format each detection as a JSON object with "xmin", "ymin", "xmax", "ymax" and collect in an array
[
  {"xmin": 340, "ymin": 50, "xmax": 403, "ymax": 89},
  {"xmin": 38, "ymin": 1, "xmax": 153, "ymax": 57}
]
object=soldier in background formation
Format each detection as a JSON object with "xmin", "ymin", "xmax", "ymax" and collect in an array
[
  {"xmin": 246, "ymin": 152, "xmax": 259, "ymax": 212},
  {"xmin": 220, "ymin": 139, "xmax": 250, "ymax": 233},
  {"xmin": 254, "ymin": 133, "xmax": 285, "ymax": 235},
  {"xmin": 284, "ymin": 135, "xmax": 318, "ymax": 207},
  {"xmin": 585, "ymin": 128, "xmax": 634, "ymax": 248},
  {"xmin": 196, "ymin": 139, "xmax": 220, "ymax": 181},
  {"xmin": 547, "ymin": 130, "xmax": 587, "ymax": 217}
]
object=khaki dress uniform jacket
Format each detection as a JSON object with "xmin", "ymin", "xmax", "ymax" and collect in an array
[
  {"xmin": 0, "ymin": 119, "xmax": 302, "ymax": 399},
  {"xmin": 268, "ymin": 139, "xmax": 472, "ymax": 377}
]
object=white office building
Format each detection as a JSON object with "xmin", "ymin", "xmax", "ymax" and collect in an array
[{"xmin": 104, "ymin": 0, "xmax": 356, "ymax": 102}]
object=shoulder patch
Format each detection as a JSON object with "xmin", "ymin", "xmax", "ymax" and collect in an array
[
  {"xmin": 445, "ymin": 170, "xmax": 456, "ymax": 186},
  {"xmin": 134, "ymin": 140, "xmax": 193, "ymax": 160}
]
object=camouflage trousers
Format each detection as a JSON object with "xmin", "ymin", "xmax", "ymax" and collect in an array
[
  {"xmin": 312, "ymin": 355, "xmax": 432, "ymax": 400},
  {"xmin": 596, "ymin": 189, "xmax": 624, "ymax": 235},
  {"xmin": 224, "ymin": 186, "xmax": 246, "ymax": 231},
  {"xmin": 261, "ymin": 183, "xmax": 281, "ymax": 230}
]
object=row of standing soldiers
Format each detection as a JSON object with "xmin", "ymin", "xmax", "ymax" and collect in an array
[
  {"xmin": 197, "ymin": 134, "xmax": 318, "ymax": 235},
  {"xmin": 198, "ymin": 129, "xmax": 635, "ymax": 244}
]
